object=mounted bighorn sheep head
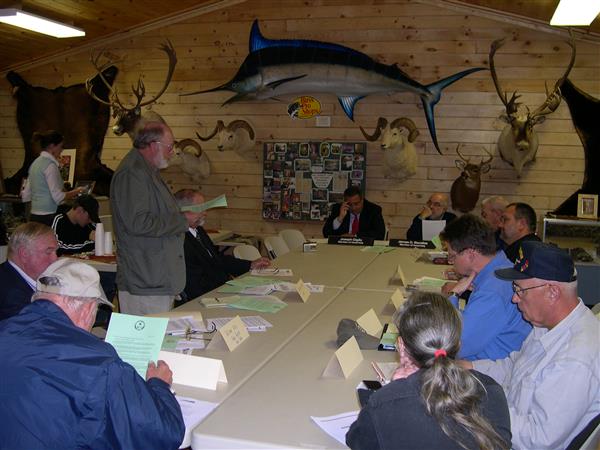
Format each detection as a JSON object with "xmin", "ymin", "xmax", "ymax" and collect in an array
[
  {"xmin": 169, "ymin": 139, "xmax": 211, "ymax": 183},
  {"xmin": 197, "ymin": 120, "xmax": 256, "ymax": 155},
  {"xmin": 360, "ymin": 117, "xmax": 419, "ymax": 181},
  {"xmin": 489, "ymin": 36, "xmax": 575, "ymax": 177},
  {"xmin": 450, "ymin": 145, "xmax": 493, "ymax": 213},
  {"xmin": 86, "ymin": 40, "xmax": 177, "ymax": 139}
]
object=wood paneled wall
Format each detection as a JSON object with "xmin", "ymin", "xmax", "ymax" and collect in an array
[{"xmin": 1, "ymin": 0, "xmax": 599, "ymax": 239}]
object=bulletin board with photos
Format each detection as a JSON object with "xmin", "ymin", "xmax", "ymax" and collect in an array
[{"xmin": 262, "ymin": 141, "xmax": 367, "ymax": 222}]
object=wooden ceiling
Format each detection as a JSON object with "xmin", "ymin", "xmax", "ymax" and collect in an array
[{"xmin": 0, "ymin": 0, "xmax": 597, "ymax": 73}]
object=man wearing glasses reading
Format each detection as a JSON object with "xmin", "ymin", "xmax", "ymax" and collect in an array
[
  {"xmin": 462, "ymin": 241, "xmax": 599, "ymax": 450},
  {"xmin": 110, "ymin": 122, "xmax": 188, "ymax": 314},
  {"xmin": 406, "ymin": 192, "xmax": 456, "ymax": 241},
  {"xmin": 440, "ymin": 214, "xmax": 531, "ymax": 361}
]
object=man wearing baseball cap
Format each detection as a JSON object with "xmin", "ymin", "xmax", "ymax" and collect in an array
[
  {"xmin": 462, "ymin": 240, "xmax": 600, "ymax": 450},
  {"xmin": 0, "ymin": 259, "xmax": 184, "ymax": 449},
  {"xmin": 51, "ymin": 194, "xmax": 100, "ymax": 255}
]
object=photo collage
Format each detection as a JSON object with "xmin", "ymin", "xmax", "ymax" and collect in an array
[{"xmin": 263, "ymin": 141, "xmax": 367, "ymax": 221}]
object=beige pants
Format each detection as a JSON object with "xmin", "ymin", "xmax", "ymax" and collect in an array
[{"xmin": 118, "ymin": 291, "xmax": 174, "ymax": 315}]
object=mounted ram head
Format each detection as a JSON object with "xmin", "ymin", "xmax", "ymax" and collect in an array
[
  {"xmin": 196, "ymin": 119, "xmax": 256, "ymax": 155},
  {"xmin": 169, "ymin": 139, "xmax": 210, "ymax": 183},
  {"xmin": 489, "ymin": 35, "xmax": 575, "ymax": 177},
  {"xmin": 86, "ymin": 40, "xmax": 177, "ymax": 139},
  {"xmin": 360, "ymin": 117, "xmax": 419, "ymax": 181},
  {"xmin": 450, "ymin": 145, "xmax": 493, "ymax": 213}
]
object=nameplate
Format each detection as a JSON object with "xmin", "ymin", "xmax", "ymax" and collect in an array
[
  {"xmin": 390, "ymin": 289, "xmax": 406, "ymax": 309},
  {"xmin": 328, "ymin": 236, "xmax": 374, "ymax": 246},
  {"xmin": 206, "ymin": 316, "xmax": 249, "ymax": 351},
  {"xmin": 295, "ymin": 278, "xmax": 311, "ymax": 303},
  {"xmin": 322, "ymin": 336, "xmax": 363, "ymax": 379},
  {"xmin": 388, "ymin": 239, "xmax": 435, "ymax": 249}
]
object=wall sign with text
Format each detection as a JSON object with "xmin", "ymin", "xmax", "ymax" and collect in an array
[{"xmin": 262, "ymin": 141, "xmax": 367, "ymax": 222}]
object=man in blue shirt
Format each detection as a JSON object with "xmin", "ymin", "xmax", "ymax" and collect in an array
[
  {"xmin": 440, "ymin": 214, "xmax": 531, "ymax": 360},
  {"xmin": 0, "ymin": 259, "xmax": 184, "ymax": 449}
]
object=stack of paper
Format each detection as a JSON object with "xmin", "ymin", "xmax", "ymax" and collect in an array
[
  {"xmin": 411, "ymin": 276, "xmax": 447, "ymax": 293},
  {"xmin": 250, "ymin": 268, "xmax": 293, "ymax": 276},
  {"xmin": 208, "ymin": 315, "xmax": 273, "ymax": 332}
]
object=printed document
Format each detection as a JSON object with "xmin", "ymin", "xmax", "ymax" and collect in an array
[{"xmin": 311, "ymin": 411, "xmax": 359, "ymax": 445}]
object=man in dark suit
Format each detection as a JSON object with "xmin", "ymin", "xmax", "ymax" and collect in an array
[
  {"xmin": 499, "ymin": 202, "xmax": 541, "ymax": 262},
  {"xmin": 175, "ymin": 189, "xmax": 270, "ymax": 300},
  {"xmin": 406, "ymin": 192, "xmax": 457, "ymax": 241},
  {"xmin": 322, "ymin": 186, "xmax": 386, "ymax": 240},
  {"xmin": 0, "ymin": 222, "xmax": 58, "ymax": 320}
]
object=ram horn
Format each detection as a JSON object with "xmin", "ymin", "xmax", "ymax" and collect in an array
[
  {"xmin": 359, "ymin": 117, "xmax": 388, "ymax": 141},
  {"xmin": 196, "ymin": 120, "xmax": 225, "ymax": 141},
  {"xmin": 389, "ymin": 117, "xmax": 420, "ymax": 142}
]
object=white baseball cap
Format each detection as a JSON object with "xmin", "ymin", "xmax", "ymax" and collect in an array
[{"xmin": 36, "ymin": 259, "xmax": 114, "ymax": 308}]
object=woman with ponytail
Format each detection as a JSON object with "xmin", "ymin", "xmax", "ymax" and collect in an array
[
  {"xmin": 21, "ymin": 131, "xmax": 84, "ymax": 225},
  {"xmin": 346, "ymin": 292, "xmax": 511, "ymax": 450}
]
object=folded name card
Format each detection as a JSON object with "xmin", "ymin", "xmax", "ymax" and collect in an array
[
  {"xmin": 158, "ymin": 350, "xmax": 227, "ymax": 390},
  {"xmin": 206, "ymin": 316, "xmax": 249, "ymax": 351},
  {"xmin": 295, "ymin": 278, "xmax": 311, "ymax": 303},
  {"xmin": 388, "ymin": 239, "xmax": 435, "ymax": 249},
  {"xmin": 390, "ymin": 289, "xmax": 406, "ymax": 309},
  {"xmin": 322, "ymin": 336, "xmax": 363, "ymax": 379},
  {"xmin": 356, "ymin": 309, "xmax": 383, "ymax": 337}
]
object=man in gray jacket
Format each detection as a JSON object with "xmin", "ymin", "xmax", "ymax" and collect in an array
[{"xmin": 110, "ymin": 122, "xmax": 188, "ymax": 314}]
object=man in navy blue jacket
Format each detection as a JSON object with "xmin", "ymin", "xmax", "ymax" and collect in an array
[
  {"xmin": 0, "ymin": 222, "xmax": 58, "ymax": 321},
  {"xmin": 0, "ymin": 259, "xmax": 184, "ymax": 449}
]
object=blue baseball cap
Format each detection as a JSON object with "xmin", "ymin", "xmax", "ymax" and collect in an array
[{"xmin": 495, "ymin": 241, "xmax": 576, "ymax": 282}]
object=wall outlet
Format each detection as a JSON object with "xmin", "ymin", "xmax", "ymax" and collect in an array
[{"xmin": 316, "ymin": 116, "xmax": 331, "ymax": 127}]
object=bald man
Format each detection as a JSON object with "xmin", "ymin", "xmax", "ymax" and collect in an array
[{"xmin": 406, "ymin": 193, "xmax": 457, "ymax": 241}]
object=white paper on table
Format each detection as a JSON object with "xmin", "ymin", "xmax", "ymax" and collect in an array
[
  {"xmin": 273, "ymin": 282, "xmax": 324, "ymax": 293},
  {"xmin": 176, "ymin": 396, "xmax": 218, "ymax": 449},
  {"xmin": 310, "ymin": 410, "xmax": 359, "ymax": 445},
  {"xmin": 175, "ymin": 339, "xmax": 206, "ymax": 351},
  {"xmin": 166, "ymin": 316, "xmax": 208, "ymax": 335},
  {"xmin": 421, "ymin": 220, "xmax": 446, "ymax": 241},
  {"xmin": 207, "ymin": 315, "xmax": 273, "ymax": 332},
  {"xmin": 250, "ymin": 268, "xmax": 293, "ymax": 277}
]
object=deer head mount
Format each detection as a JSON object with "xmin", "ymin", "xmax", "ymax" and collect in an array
[
  {"xmin": 359, "ymin": 117, "xmax": 419, "ymax": 181},
  {"xmin": 86, "ymin": 40, "xmax": 177, "ymax": 139},
  {"xmin": 489, "ymin": 35, "xmax": 576, "ymax": 177},
  {"xmin": 450, "ymin": 145, "xmax": 493, "ymax": 213}
]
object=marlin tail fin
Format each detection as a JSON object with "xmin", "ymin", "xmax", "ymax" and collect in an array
[{"xmin": 422, "ymin": 67, "xmax": 486, "ymax": 154}]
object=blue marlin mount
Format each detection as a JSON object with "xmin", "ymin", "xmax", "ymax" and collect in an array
[{"xmin": 183, "ymin": 20, "xmax": 486, "ymax": 154}]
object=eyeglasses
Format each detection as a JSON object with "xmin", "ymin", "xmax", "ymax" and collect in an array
[
  {"xmin": 512, "ymin": 282, "xmax": 547, "ymax": 298},
  {"xmin": 427, "ymin": 201, "xmax": 443, "ymax": 207},
  {"xmin": 153, "ymin": 141, "xmax": 174, "ymax": 151},
  {"xmin": 447, "ymin": 248, "xmax": 467, "ymax": 262}
]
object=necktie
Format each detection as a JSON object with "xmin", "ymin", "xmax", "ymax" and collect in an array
[{"xmin": 351, "ymin": 214, "xmax": 359, "ymax": 235}]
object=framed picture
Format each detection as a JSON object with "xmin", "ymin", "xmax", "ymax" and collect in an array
[
  {"xmin": 577, "ymin": 194, "xmax": 598, "ymax": 219},
  {"xmin": 59, "ymin": 149, "xmax": 76, "ymax": 187}
]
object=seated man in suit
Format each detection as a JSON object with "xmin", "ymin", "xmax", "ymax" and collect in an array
[
  {"xmin": 406, "ymin": 192, "xmax": 457, "ymax": 241},
  {"xmin": 322, "ymin": 186, "xmax": 386, "ymax": 240},
  {"xmin": 175, "ymin": 189, "xmax": 270, "ymax": 300},
  {"xmin": 0, "ymin": 222, "xmax": 58, "ymax": 320},
  {"xmin": 499, "ymin": 202, "xmax": 541, "ymax": 262}
]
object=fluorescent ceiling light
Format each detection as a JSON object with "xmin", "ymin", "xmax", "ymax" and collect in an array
[
  {"xmin": 0, "ymin": 8, "xmax": 85, "ymax": 38},
  {"xmin": 550, "ymin": 0, "xmax": 600, "ymax": 26}
]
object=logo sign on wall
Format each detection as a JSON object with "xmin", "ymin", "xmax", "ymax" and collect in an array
[{"xmin": 287, "ymin": 96, "xmax": 322, "ymax": 119}]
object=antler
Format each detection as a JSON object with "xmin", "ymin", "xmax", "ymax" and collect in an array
[
  {"xmin": 479, "ymin": 147, "xmax": 494, "ymax": 165},
  {"xmin": 530, "ymin": 34, "xmax": 576, "ymax": 118},
  {"xmin": 138, "ymin": 40, "xmax": 177, "ymax": 108},
  {"xmin": 489, "ymin": 38, "xmax": 520, "ymax": 117},
  {"xmin": 86, "ymin": 40, "xmax": 176, "ymax": 113},
  {"xmin": 456, "ymin": 144, "xmax": 470, "ymax": 163},
  {"xmin": 196, "ymin": 121, "xmax": 225, "ymax": 141},
  {"xmin": 359, "ymin": 117, "xmax": 388, "ymax": 141},
  {"xmin": 86, "ymin": 50, "xmax": 126, "ymax": 111}
]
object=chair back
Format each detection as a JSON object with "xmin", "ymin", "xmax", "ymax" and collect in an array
[
  {"xmin": 233, "ymin": 244, "xmax": 261, "ymax": 261},
  {"xmin": 263, "ymin": 236, "xmax": 290, "ymax": 259},
  {"xmin": 566, "ymin": 413, "xmax": 600, "ymax": 450},
  {"xmin": 279, "ymin": 229, "xmax": 306, "ymax": 250}
]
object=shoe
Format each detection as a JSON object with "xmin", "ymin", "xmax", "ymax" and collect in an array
[{"xmin": 336, "ymin": 318, "xmax": 380, "ymax": 350}]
